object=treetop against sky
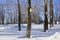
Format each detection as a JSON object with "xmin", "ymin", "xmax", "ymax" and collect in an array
[{"xmin": 0, "ymin": 0, "xmax": 60, "ymax": 21}]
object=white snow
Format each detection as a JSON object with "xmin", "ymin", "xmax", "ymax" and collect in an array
[
  {"xmin": 0, "ymin": 27, "xmax": 5, "ymax": 30},
  {"xmin": 0, "ymin": 24, "xmax": 60, "ymax": 40},
  {"xmin": 0, "ymin": 36, "xmax": 17, "ymax": 40},
  {"xmin": 49, "ymin": 32, "xmax": 60, "ymax": 40}
]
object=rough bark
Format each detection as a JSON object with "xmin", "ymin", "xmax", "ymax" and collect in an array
[
  {"xmin": 26, "ymin": 0, "xmax": 31, "ymax": 38},
  {"xmin": 50, "ymin": 0, "xmax": 54, "ymax": 28},
  {"xmin": 17, "ymin": 0, "xmax": 21, "ymax": 31},
  {"xmin": 44, "ymin": 0, "xmax": 48, "ymax": 32}
]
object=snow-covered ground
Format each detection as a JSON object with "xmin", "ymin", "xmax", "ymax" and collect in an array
[{"xmin": 0, "ymin": 24, "xmax": 60, "ymax": 40}]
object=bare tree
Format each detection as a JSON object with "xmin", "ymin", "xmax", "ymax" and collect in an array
[
  {"xmin": 44, "ymin": 0, "xmax": 48, "ymax": 32},
  {"xmin": 50, "ymin": 0, "xmax": 54, "ymax": 28},
  {"xmin": 31, "ymin": 1, "xmax": 43, "ymax": 24},
  {"xmin": 54, "ymin": 3, "xmax": 60, "ymax": 24},
  {"xmin": 17, "ymin": 0, "xmax": 21, "ymax": 31},
  {"xmin": 0, "ymin": 4, "xmax": 5, "ymax": 25},
  {"xmin": 6, "ymin": 0, "xmax": 12, "ymax": 24},
  {"xmin": 1, "ymin": 7, "xmax": 4, "ymax": 24},
  {"xmin": 26, "ymin": 0, "xmax": 31, "ymax": 38},
  {"xmin": 0, "ymin": 8, "xmax": 1, "ymax": 24}
]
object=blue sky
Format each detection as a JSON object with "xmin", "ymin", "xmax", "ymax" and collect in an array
[{"xmin": 0, "ymin": 0, "xmax": 60, "ymax": 21}]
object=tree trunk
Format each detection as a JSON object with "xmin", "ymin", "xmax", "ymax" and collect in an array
[
  {"xmin": 2, "ymin": 8, "xmax": 4, "ymax": 25},
  {"xmin": 26, "ymin": 0, "xmax": 31, "ymax": 38},
  {"xmin": 50, "ymin": 0, "xmax": 54, "ymax": 28},
  {"xmin": 44, "ymin": 0, "xmax": 48, "ymax": 32},
  {"xmin": 52, "ymin": 0, "xmax": 54, "ymax": 27},
  {"xmin": 14, "ymin": 15, "xmax": 15, "ymax": 24},
  {"xmin": 0, "ymin": 19, "xmax": 1, "ymax": 24},
  {"xmin": 17, "ymin": 0, "xmax": 21, "ymax": 31},
  {"xmin": 2, "ymin": 17, "xmax": 4, "ymax": 24},
  {"xmin": 0, "ymin": 14, "xmax": 1, "ymax": 24}
]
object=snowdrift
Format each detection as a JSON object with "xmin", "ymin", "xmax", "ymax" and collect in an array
[{"xmin": 49, "ymin": 32, "xmax": 60, "ymax": 40}]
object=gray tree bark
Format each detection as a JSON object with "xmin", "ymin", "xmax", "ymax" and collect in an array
[
  {"xmin": 17, "ymin": 0, "xmax": 21, "ymax": 31},
  {"xmin": 26, "ymin": 0, "xmax": 31, "ymax": 38},
  {"xmin": 44, "ymin": 0, "xmax": 48, "ymax": 32},
  {"xmin": 50, "ymin": 0, "xmax": 54, "ymax": 28}
]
